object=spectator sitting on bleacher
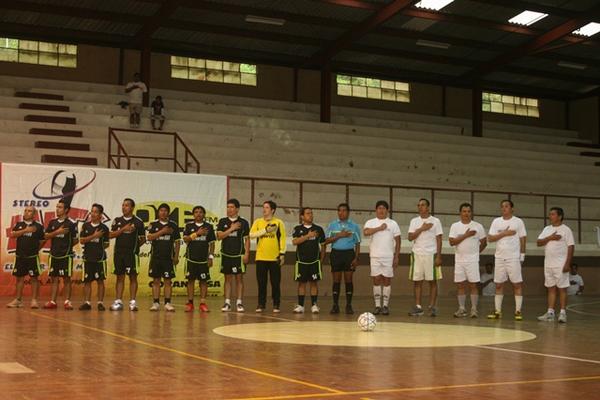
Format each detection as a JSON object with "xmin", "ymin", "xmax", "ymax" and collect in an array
[
  {"xmin": 125, "ymin": 72, "xmax": 147, "ymax": 129},
  {"xmin": 150, "ymin": 96, "xmax": 166, "ymax": 131},
  {"xmin": 480, "ymin": 262, "xmax": 495, "ymax": 296},
  {"xmin": 567, "ymin": 263, "xmax": 584, "ymax": 296}
]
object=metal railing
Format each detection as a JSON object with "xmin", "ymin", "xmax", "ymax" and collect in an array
[{"xmin": 108, "ymin": 127, "xmax": 200, "ymax": 173}]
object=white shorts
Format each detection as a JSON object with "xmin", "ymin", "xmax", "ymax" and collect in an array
[
  {"xmin": 409, "ymin": 253, "xmax": 442, "ymax": 281},
  {"xmin": 545, "ymin": 267, "xmax": 570, "ymax": 288},
  {"xmin": 454, "ymin": 262, "xmax": 480, "ymax": 283},
  {"xmin": 371, "ymin": 257, "xmax": 393, "ymax": 278},
  {"xmin": 494, "ymin": 258, "xmax": 522, "ymax": 284}
]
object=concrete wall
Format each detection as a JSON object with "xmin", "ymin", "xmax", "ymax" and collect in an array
[{"xmin": 570, "ymin": 97, "xmax": 599, "ymax": 144}]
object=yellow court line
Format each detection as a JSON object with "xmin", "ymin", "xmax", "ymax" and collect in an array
[
  {"xmin": 29, "ymin": 311, "xmax": 343, "ymax": 394},
  {"xmin": 227, "ymin": 375, "xmax": 600, "ymax": 400}
]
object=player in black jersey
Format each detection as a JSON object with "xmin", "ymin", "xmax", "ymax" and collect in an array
[
  {"xmin": 147, "ymin": 203, "xmax": 181, "ymax": 312},
  {"xmin": 292, "ymin": 208, "xmax": 326, "ymax": 314},
  {"xmin": 109, "ymin": 198, "xmax": 146, "ymax": 312},
  {"xmin": 43, "ymin": 199, "xmax": 78, "ymax": 310},
  {"xmin": 216, "ymin": 199, "xmax": 250, "ymax": 312},
  {"xmin": 183, "ymin": 206, "xmax": 216, "ymax": 312},
  {"xmin": 78, "ymin": 204, "xmax": 110, "ymax": 311},
  {"xmin": 6, "ymin": 206, "xmax": 45, "ymax": 309}
]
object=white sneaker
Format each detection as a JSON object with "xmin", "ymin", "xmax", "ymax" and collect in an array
[
  {"xmin": 537, "ymin": 312, "xmax": 555, "ymax": 322},
  {"xmin": 129, "ymin": 300, "xmax": 138, "ymax": 312},
  {"xmin": 236, "ymin": 303, "xmax": 245, "ymax": 312},
  {"xmin": 558, "ymin": 312, "xmax": 567, "ymax": 324},
  {"xmin": 454, "ymin": 308, "xmax": 467, "ymax": 318},
  {"xmin": 149, "ymin": 302, "xmax": 160, "ymax": 312},
  {"xmin": 293, "ymin": 305, "xmax": 304, "ymax": 314},
  {"xmin": 311, "ymin": 304, "xmax": 320, "ymax": 314},
  {"xmin": 164, "ymin": 303, "xmax": 175, "ymax": 312},
  {"xmin": 221, "ymin": 303, "xmax": 232, "ymax": 312},
  {"xmin": 110, "ymin": 300, "xmax": 123, "ymax": 311}
]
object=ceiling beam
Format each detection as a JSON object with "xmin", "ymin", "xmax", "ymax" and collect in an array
[
  {"xmin": 132, "ymin": 0, "xmax": 183, "ymax": 45},
  {"xmin": 0, "ymin": 1, "xmax": 142, "ymax": 24}
]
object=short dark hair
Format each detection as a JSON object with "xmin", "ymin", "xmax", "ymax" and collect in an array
[
  {"xmin": 550, "ymin": 207, "xmax": 564, "ymax": 221},
  {"xmin": 264, "ymin": 200, "xmax": 277, "ymax": 212},
  {"xmin": 158, "ymin": 203, "xmax": 170, "ymax": 213},
  {"xmin": 300, "ymin": 207, "xmax": 312, "ymax": 216},
  {"xmin": 192, "ymin": 205, "xmax": 206, "ymax": 214},
  {"xmin": 337, "ymin": 203, "xmax": 350, "ymax": 212},
  {"xmin": 124, "ymin": 198, "xmax": 135, "ymax": 208},
  {"xmin": 572, "ymin": 263, "xmax": 578, "ymax": 269},
  {"xmin": 227, "ymin": 198, "xmax": 240, "ymax": 209},
  {"xmin": 58, "ymin": 199, "xmax": 70, "ymax": 212},
  {"xmin": 501, "ymin": 199, "xmax": 514, "ymax": 208},
  {"xmin": 418, "ymin": 198, "xmax": 430, "ymax": 207},
  {"xmin": 375, "ymin": 200, "xmax": 389, "ymax": 210},
  {"xmin": 459, "ymin": 202, "xmax": 472, "ymax": 212},
  {"xmin": 92, "ymin": 203, "xmax": 104, "ymax": 214}
]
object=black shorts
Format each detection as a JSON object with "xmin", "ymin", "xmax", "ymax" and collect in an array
[
  {"xmin": 149, "ymin": 257, "xmax": 175, "ymax": 279},
  {"xmin": 113, "ymin": 251, "xmax": 139, "ymax": 276},
  {"xmin": 330, "ymin": 249, "xmax": 355, "ymax": 272},
  {"xmin": 82, "ymin": 260, "xmax": 107, "ymax": 282},
  {"xmin": 48, "ymin": 255, "xmax": 74, "ymax": 277},
  {"xmin": 13, "ymin": 256, "xmax": 41, "ymax": 277},
  {"xmin": 220, "ymin": 254, "xmax": 245, "ymax": 275},
  {"xmin": 185, "ymin": 259, "xmax": 211, "ymax": 281},
  {"xmin": 295, "ymin": 261, "xmax": 322, "ymax": 282}
]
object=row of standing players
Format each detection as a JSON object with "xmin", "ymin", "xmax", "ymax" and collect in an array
[{"xmin": 6, "ymin": 197, "xmax": 574, "ymax": 322}]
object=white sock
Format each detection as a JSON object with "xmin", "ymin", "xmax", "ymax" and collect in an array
[
  {"xmin": 236, "ymin": 299, "xmax": 242, "ymax": 305},
  {"xmin": 560, "ymin": 309, "xmax": 566, "ymax": 314},
  {"xmin": 382, "ymin": 286, "xmax": 391, "ymax": 307},
  {"xmin": 373, "ymin": 286, "xmax": 382, "ymax": 307},
  {"xmin": 225, "ymin": 298, "xmax": 231, "ymax": 305},
  {"xmin": 494, "ymin": 294, "xmax": 504, "ymax": 312},
  {"xmin": 547, "ymin": 308, "xmax": 555, "ymax": 314},
  {"xmin": 515, "ymin": 295, "xmax": 523, "ymax": 312},
  {"xmin": 470, "ymin": 294, "xmax": 479, "ymax": 310},
  {"xmin": 457, "ymin": 294, "xmax": 466, "ymax": 309}
]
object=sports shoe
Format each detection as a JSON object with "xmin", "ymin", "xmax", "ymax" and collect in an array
[
  {"xmin": 408, "ymin": 306, "xmax": 424, "ymax": 316},
  {"xmin": 199, "ymin": 303, "xmax": 209, "ymax": 313},
  {"xmin": 382, "ymin": 306, "xmax": 390, "ymax": 316},
  {"xmin": 373, "ymin": 306, "xmax": 382, "ymax": 315},
  {"xmin": 6, "ymin": 299, "xmax": 23, "ymax": 308},
  {"xmin": 514, "ymin": 311, "xmax": 523, "ymax": 321},
  {"xmin": 184, "ymin": 302, "xmax": 194, "ymax": 312},
  {"xmin": 64, "ymin": 300, "xmax": 73, "ymax": 310},
  {"xmin": 97, "ymin": 302, "xmax": 106, "ymax": 311},
  {"xmin": 487, "ymin": 310, "xmax": 502, "ymax": 319},
  {"xmin": 537, "ymin": 312, "xmax": 555, "ymax": 322},
  {"xmin": 221, "ymin": 303, "xmax": 232, "ymax": 312},
  {"xmin": 236, "ymin": 303, "xmax": 245, "ymax": 312},
  {"xmin": 558, "ymin": 312, "xmax": 567, "ymax": 324},
  {"xmin": 30, "ymin": 299, "xmax": 40, "ymax": 309},
  {"xmin": 164, "ymin": 303, "xmax": 175, "ymax": 312},
  {"xmin": 129, "ymin": 300, "xmax": 138, "ymax": 312},
  {"xmin": 311, "ymin": 304, "xmax": 320, "ymax": 314},
  {"xmin": 470, "ymin": 309, "xmax": 478, "ymax": 318},
  {"xmin": 454, "ymin": 308, "xmax": 467, "ymax": 318},
  {"xmin": 255, "ymin": 306, "xmax": 264, "ymax": 313},
  {"xmin": 110, "ymin": 300, "xmax": 124, "ymax": 311},
  {"xmin": 79, "ymin": 302, "xmax": 92, "ymax": 311},
  {"xmin": 345, "ymin": 304, "xmax": 354, "ymax": 315},
  {"xmin": 44, "ymin": 301, "xmax": 58, "ymax": 310},
  {"xmin": 429, "ymin": 306, "xmax": 437, "ymax": 317},
  {"xmin": 293, "ymin": 304, "xmax": 305, "ymax": 314},
  {"xmin": 330, "ymin": 304, "xmax": 340, "ymax": 314},
  {"xmin": 272, "ymin": 307, "xmax": 281, "ymax": 314},
  {"xmin": 149, "ymin": 302, "xmax": 160, "ymax": 312}
]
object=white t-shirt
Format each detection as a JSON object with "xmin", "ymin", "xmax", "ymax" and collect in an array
[
  {"xmin": 480, "ymin": 272, "xmax": 495, "ymax": 296},
  {"xmin": 567, "ymin": 273, "xmax": 584, "ymax": 295},
  {"xmin": 126, "ymin": 81, "xmax": 148, "ymax": 104},
  {"xmin": 364, "ymin": 217, "xmax": 401, "ymax": 258},
  {"xmin": 537, "ymin": 224, "xmax": 575, "ymax": 269},
  {"xmin": 489, "ymin": 216, "xmax": 526, "ymax": 260},
  {"xmin": 408, "ymin": 215, "xmax": 443, "ymax": 255},
  {"xmin": 449, "ymin": 220, "xmax": 486, "ymax": 263}
]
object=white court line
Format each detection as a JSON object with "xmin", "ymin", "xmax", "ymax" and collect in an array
[
  {"xmin": 566, "ymin": 301, "xmax": 600, "ymax": 317},
  {"xmin": 475, "ymin": 345, "xmax": 600, "ymax": 365},
  {"xmin": 0, "ymin": 362, "xmax": 34, "ymax": 374}
]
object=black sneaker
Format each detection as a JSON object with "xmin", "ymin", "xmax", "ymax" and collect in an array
[
  {"xmin": 373, "ymin": 306, "xmax": 382, "ymax": 315},
  {"xmin": 330, "ymin": 304, "xmax": 340, "ymax": 314},
  {"xmin": 345, "ymin": 304, "xmax": 354, "ymax": 315},
  {"xmin": 97, "ymin": 303, "xmax": 106, "ymax": 311},
  {"xmin": 79, "ymin": 302, "xmax": 91, "ymax": 311},
  {"xmin": 382, "ymin": 306, "xmax": 390, "ymax": 315}
]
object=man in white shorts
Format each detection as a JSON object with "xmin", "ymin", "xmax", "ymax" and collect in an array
[
  {"xmin": 408, "ymin": 198, "xmax": 443, "ymax": 317},
  {"xmin": 536, "ymin": 207, "xmax": 574, "ymax": 324},
  {"xmin": 449, "ymin": 203, "xmax": 487, "ymax": 318},
  {"xmin": 487, "ymin": 199, "xmax": 526, "ymax": 321},
  {"xmin": 363, "ymin": 201, "xmax": 401, "ymax": 316}
]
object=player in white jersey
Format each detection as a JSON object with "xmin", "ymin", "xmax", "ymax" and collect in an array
[
  {"xmin": 407, "ymin": 198, "xmax": 443, "ymax": 317},
  {"xmin": 363, "ymin": 201, "xmax": 401, "ymax": 316},
  {"xmin": 536, "ymin": 207, "xmax": 574, "ymax": 323},
  {"xmin": 449, "ymin": 203, "xmax": 487, "ymax": 318},
  {"xmin": 487, "ymin": 200, "xmax": 527, "ymax": 321}
]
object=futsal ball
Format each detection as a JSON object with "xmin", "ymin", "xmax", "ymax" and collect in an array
[{"xmin": 357, "ymin": 312, "xmax": 377, "ymax": 332}]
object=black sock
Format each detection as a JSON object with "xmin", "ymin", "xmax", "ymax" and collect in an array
[
  {"xmin": 311, "ymin": 295, "xmax": 318, "ymax": 305},
  {"xmin": 332, "ymin": 283, "xmax": 341, "ymax": 305},
  {"xmin": 153, "ymin": 298, "xmax": 159, "ymax": 304},
  {"xmin": 345, "ymin": 282, "xmax": 354, "ymax": 305},
  {"xmin": 298, "ymin": 295, "xmax": 305, "ymax": 306},
  {"xmin": 187, "ymin": 299, "xmax": 193, "ymax": 305},
  {"xmin": 165, "ymin": 297, "xmax": 171, "ymax": 304}
]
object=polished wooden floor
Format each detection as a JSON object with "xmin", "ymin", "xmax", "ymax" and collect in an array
[{"xmin": 1, "ymin": 295, "xmax": 600, "ymax": 400}]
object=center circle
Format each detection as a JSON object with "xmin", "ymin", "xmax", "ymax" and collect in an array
[{"xmin": 213, "ymin": 321, "xmax": 536, "ymax": 348}]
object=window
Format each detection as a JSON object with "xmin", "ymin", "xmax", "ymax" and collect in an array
[
  {"xmin": 482, "ymin": 91, "xmax": 539, "ymax": 118},
  {"xmin": 336, "ymin": 74, "xmax": 410, "ymax": 103},
  {"xmin": 0, "ymin": 37, "xmax": 77, "ymax": 68},
  {"xmin": 170, "ymin": 56, "xmax": 257, "ymax": 86}
]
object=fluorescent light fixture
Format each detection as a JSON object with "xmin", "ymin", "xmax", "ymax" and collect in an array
[
  {"xmin": 416, "ymin": 39, "xmax": 450, "ymax": 49},
  {"xmin": 573, "ymin": 22, "xmax": 600, "ymax": 37},
  {"xmin": 245, "ymin": 15, "xmax": 285, "ymax": 26},
  {"xmin": 414, "ymin": 0, "xmax": 454, "ymax": 11},
  {"xmin": 557, "ymin": 61, "xmax": 587, "ymax": 70},
  {"xmin": 508, "ymin": 10, "xmax": 548, "ymax": 26}
]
